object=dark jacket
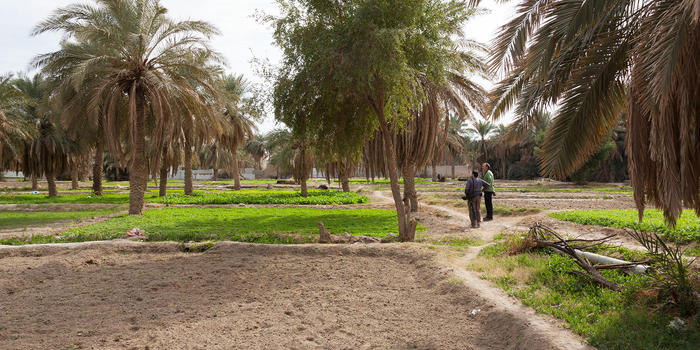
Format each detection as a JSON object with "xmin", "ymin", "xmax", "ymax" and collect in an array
[{"xmin": 465, "ymin": 177, "xmax": 490, "ymax": 198}]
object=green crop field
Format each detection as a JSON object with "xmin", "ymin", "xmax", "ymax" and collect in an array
[
  {"xmin": 155, "ymin": 190, "xmax": 368, "ymax": 205},
  {"xmin": 0, "ymin": 190, "xmax": 368, "ymax": 206},
  {"xmin": 550, "ymin": 209, "xmax": 700, "ymax": 243},
  {"xmin": 0, "ymin": 207, "xmax": 422, "ymax": 245}
]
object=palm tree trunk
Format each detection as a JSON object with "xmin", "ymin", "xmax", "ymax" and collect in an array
[
  {"xmin": 431, "ymin": 163, "xmax": 437, "ymax": 182},
  {"xmin": 184, "ymin": 126, "xmax": 193, "ymax": 196},
  {"xmin": 47, "ymin": 167, "xmax": 58, "ymax": 198},
  {"xmin": 31, "ymin": 175, "xmax": 38, "ymax": 191},
  {"xmin": 159, "ymin": 146, "xmax": 168, "ymax": 197},
  {"xmin": 403, "ymin": 163, "xmax": 418, "ymax": 212},
  {"xmin": 232, "ymin": 152, "xmax": 241, "ymax": 191},
  {"xmin": 212, "ymin": 166, "xmax": 217, "ymax": 181},
  {"xmin": 451, "ymin": 162, "xmax": 455, "ymax": 179},
  {"xmin": 159, "ymin": 165, "xmax": 168, "ymax": 197},
  {"xmin": 232, "ymin": 150, "xmax": 241, "ymax": 190},
  {"xmin": 92, "ymin": 134, "xmax": 104, "ymax": 196},
  {"xmin": 70, "ymin": 163, "xmax": 79, "ymax": 190},
  {"xmin": 128, "ymin": 86, "xmax": 148, "ymax": 215},
  {"xmin": 501, "ymin": 148, "xmax": 507, "ymax": 179},
  {"xmin": 373, "ymin": 102, "xmax": 412, "ymax": 242}
]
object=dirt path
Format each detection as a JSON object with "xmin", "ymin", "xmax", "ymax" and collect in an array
[{"xmin": 371, "ymin": 190, "xmax": 593, "ymax": 348}]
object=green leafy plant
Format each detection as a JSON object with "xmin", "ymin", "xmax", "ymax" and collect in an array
[{"xmin": 154, "ymin": 190, "xmax": 369, "ymax": 205}]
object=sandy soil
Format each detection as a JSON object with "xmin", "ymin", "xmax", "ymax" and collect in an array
[
  {"xmin": 0, "ymin": 241, "xmax": 589, "ymax": 350},
  {"xmin": 423, "ymin": 191, "xmax": 636, "ymax": 211}
]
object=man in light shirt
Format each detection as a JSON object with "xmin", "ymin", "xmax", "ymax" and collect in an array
[{"xmin": 482, "ymin": 163, "xmax": 495, "ymax": 222}]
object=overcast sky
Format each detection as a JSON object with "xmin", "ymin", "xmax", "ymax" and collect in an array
[{"xmin": 0, "ymin": 0, "xmax": 517, "ymax": 133}]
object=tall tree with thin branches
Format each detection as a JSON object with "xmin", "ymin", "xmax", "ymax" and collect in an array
[{"xmin": 269, "ymin": 0, "xmax": 476, "ymax": 241}]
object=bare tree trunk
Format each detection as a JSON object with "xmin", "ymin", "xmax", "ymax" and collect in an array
[
  {"xmin": 300, "ymin": 179, "xmax": 308, "ymax": 197},
  {"xmin": 403, "ymin": 164, "xmax": 418, "ymax": 212},
  {"xmin": 232, "ymin": 150, "xmax": 241, "ymax": 190},
  {"xmin": 92, "ymin": 134, "xmax": 104, "ymax": 196},
  {"xmin": 70, "ymin": 164, "xmax": 79, "ymax": 190},
  {"xmin": 31, "ymin": 175, "xmax": 38, "ymax": 191},
  {"xmin": 373, "ymin": 102, "xmax": 411, "ymax": 242},
  {"xmin": 431, "ymin": 163, "xmax": 437, "ymax": 182},
  {"xmin": 184, "ymin": 125, "xmax": 193, "ymax": 196},
  {"xmin": 326, "ymin": 163, "xmax": 332, "ymax": 185},
  {"xmin": 340, "ymin": 161, "xmax": 350, "ymax": 192},
  {"xmin": 47, "ymin": 167, "xmax": 58, "ymax": 198},
  {"xmin": 128, "ymin": 86, "xmax": 148, "ymax": 215},
  {"xmin": 341, "ymin": 176, "xmax": 350, "ymax": 192}
]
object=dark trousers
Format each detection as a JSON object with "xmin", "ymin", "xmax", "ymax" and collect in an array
[
  {"xmin": 468, "ymin": 195, "xmax": 481, "ymax": 226},
  {"xmin": 484, "ymin": 192, "xmax": 494, "ymax": 219}
]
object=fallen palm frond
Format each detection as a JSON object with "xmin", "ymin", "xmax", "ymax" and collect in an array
[{"xmin": 522, "ymin": 223, "xmax": 653, "ymax": 291}]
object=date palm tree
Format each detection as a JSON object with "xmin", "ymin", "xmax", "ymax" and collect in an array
[
  {"xmin": 33, "ymin": 0, "xmax": 222, "ymax": 214},
  {"xmin": 467, "ymin": 119, "xmax": 495, "ymax": 163},
  {"xmin": 483, "ymin": 0, "xmax": 700, "ymax": 225},
  {"xmin": 245, "ymin": 136, "xmax": 266, "ymax": 171},
  {"xmin": 217, "ymin": 74, "xmax": 257, "ymax": 190},
  {"xmin": 0, "ymin": 74, "xmax": 36, "ymax": 172},
  {"xmin": 14, "ymin": 74, "xmax": 76, "ymax": 197}
]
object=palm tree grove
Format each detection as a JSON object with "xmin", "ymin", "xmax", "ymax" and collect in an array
[{"xmin": 0, "ymin": 0, "xmax": 698, "ymax": 348}]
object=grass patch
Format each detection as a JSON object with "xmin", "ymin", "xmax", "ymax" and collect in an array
[
  {"xmin": 495, "ymin": 185, "xmax": 632, "ymax": 195},
  {"xmin": 153, "ymin": 190, "xmax": 368, "ymax": 205},
  {"xmin": 0, "ymin": 207, "xmax": 423, "ymax": 245},
  {"xmin": 430, "ymin": 236, "xmax": 482, "ymax": 247},
  {"xmin": 471, "ymin": 236, "xmax": 700, "ymax": 349},
  {"xmin": 0, "ymin": 209, "xmax": 119, "ymax": 230},
  {"xmin": 550, "ymin": 209, "xmax": 700, "ymax": 243}
]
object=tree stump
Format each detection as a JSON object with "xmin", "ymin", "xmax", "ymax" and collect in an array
[{"xmin": 318, "ymin": 222, "xmax": 331, "ymax": 243}]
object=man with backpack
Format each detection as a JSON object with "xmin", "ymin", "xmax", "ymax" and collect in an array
[{"xmin": 462, "ymin": 170, "xmax": 490, "ymax": 228}]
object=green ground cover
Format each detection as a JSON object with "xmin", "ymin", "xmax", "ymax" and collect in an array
[
  {"xmin": 0, "ymin": 189, "xmax": 367, "ymax": 206},
  {"xmin": 0, "ymin": 193, "xmax": 155, "ymax": 204},
  {"xmin": 472, "ymin": 236, "xmax": 700, "ymax": 350},
  {"xmin": 155, "ymin": 190, "xmax": 368, "ymax": 205},
  {"xmin": 0, "ymin": 207, "xmax": 420, "ymax": 245},
  {"xmin": 0, "ymin": 209, "xmax": 119, "ymax": 230},
  {"xmin": 550, "ymin": 209, "xmax": 700, "ymax": 243}
]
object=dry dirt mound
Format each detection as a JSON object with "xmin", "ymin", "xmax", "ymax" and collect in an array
[{"xmin": 0, "ymin": 242, "xmax": 588, "ymax": 349}]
